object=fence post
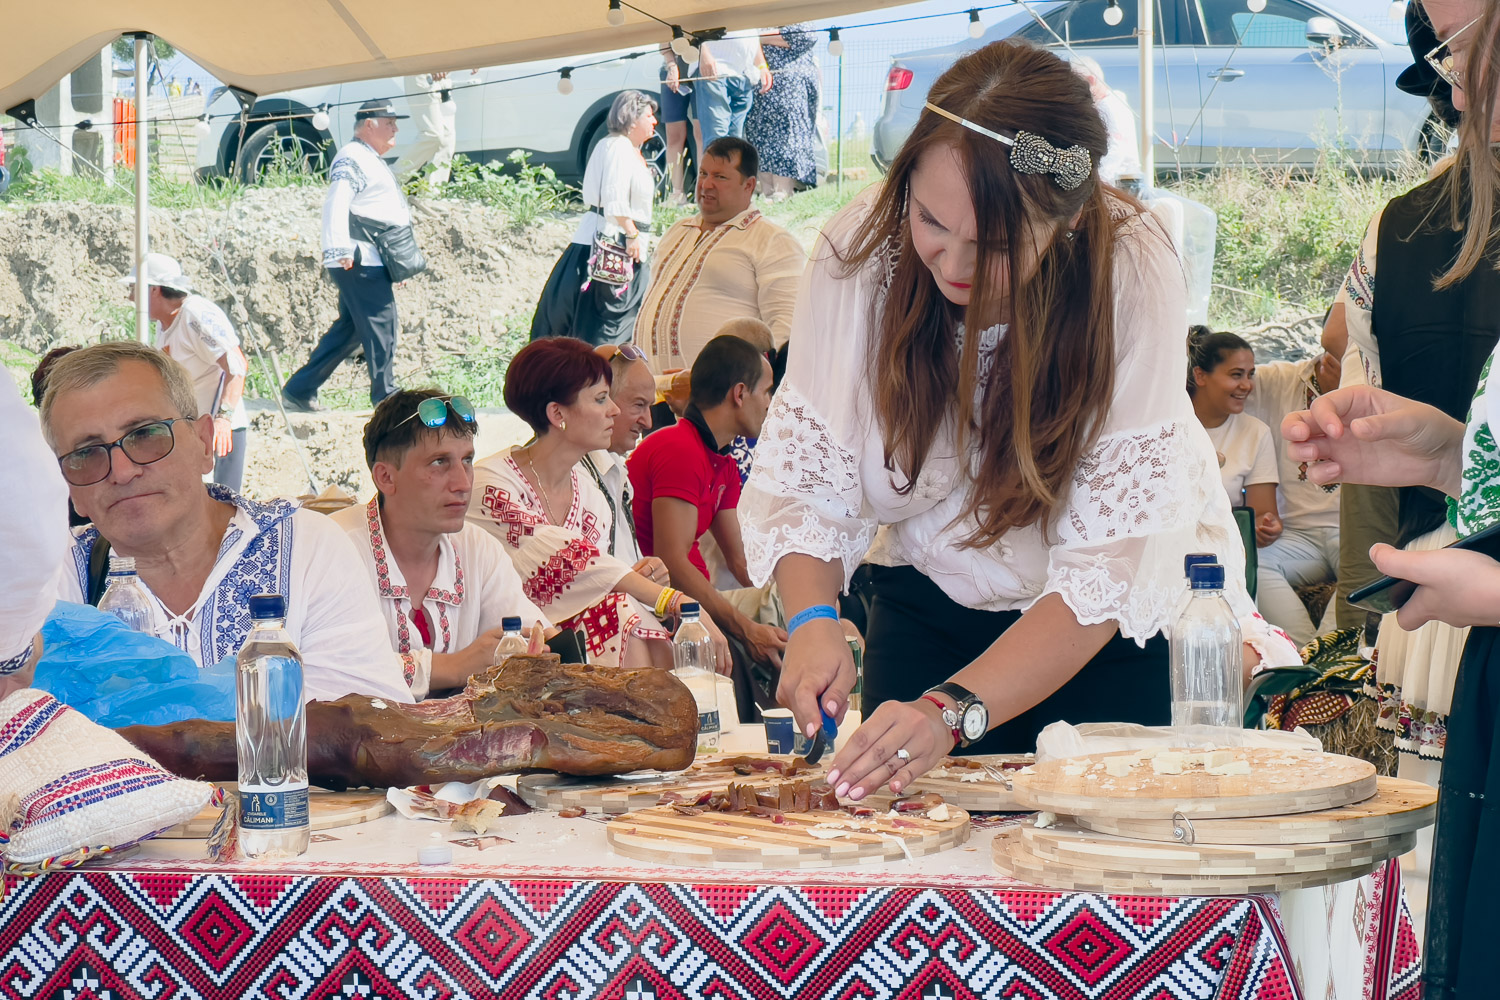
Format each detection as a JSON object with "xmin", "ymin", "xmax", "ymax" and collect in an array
[{"xmin": 836, "ymin": 49, "xmax": 844, "ymax": 193}]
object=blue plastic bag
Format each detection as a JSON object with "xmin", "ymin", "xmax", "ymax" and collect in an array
[{"xmin": 33, "ymin": 601, "xmax": 237, "ymax": 727}]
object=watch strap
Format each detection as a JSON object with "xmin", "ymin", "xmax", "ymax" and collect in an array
[
  {"xmin": 920, "ymin": 693, "xmax": 961, "ymax": 745},
  {"xmin": 924, "ymin": 682, "xmax": 986, "ymax": 747}
]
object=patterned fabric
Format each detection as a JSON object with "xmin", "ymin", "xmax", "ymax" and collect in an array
[
  {"xmin": 66, "ymin": 486, "xmax": 297, "ymax": 667},
  {"xmin": 1373, "ymin": 681, "xmax": 1449, "ymax": 758},
  {"xmin": 0, "ymin": 643, "xmax": 31, "ymax": 678},
  {"xmin": 742, "ymin": 25, "xmax": 820, "ymax": 186},
  {"xmin": 0, "ymin": 866, "xmax": 1390, "ymax": 1000},
  {"xmin": 1451, "ymin": 354, "xmax": 1500, "ymax": 539},
  {"xmin": 0, "ymin": 690, "xmax": 216, "ymax": 869}
]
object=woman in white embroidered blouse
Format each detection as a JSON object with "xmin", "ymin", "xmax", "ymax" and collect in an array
[
  {"xmin": 530, "ymin": 91, "xmax": 659, "ymax": 347},
  {"xmin": 468, "ymin": 338, "xmax": 731, "ymax": 670},
  {"xmin": 741, "ymin": 42, "xmax": 1293, "ymax": 801}
]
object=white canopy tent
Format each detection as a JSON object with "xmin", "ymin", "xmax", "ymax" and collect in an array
[{"xmin": 0, "ymin": 0, "xmax": 913, "ymax": 340}]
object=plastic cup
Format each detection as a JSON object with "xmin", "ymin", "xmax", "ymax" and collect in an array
[{"xmin": 763, "ymin": 708, "xmax": 795, "ymax": 754}]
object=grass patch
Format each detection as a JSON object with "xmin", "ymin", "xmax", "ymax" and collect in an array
[{"xmin": 426, "ymin": 151, "xmax": 574, "ymax": 227}]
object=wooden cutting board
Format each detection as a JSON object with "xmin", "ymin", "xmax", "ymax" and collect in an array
[
  {"xmin": 606, "ymin": 804, "xmax": 971, "ymax": 869},
  {"xmin": 159, "ymin": 789, "xmax": 391, "ymax": 838},
  {"xmin": 1075, "ymin": 776, "xmax": 1437, "ymax": 845},
  {"xmin": 1009, "ymin": 747, "xmax": 1377, "ymax": 820},
  {"xmin": 518, "ymin": 755, "xmax": 826, "ymax": 814},
  {"xmin": 992, "ymin": 830, "xmax": 1390, "ymax": 895},
  {"xmin": 1020, "ymin": 822, "xmax": 1417, "ymax": 876},
  {"xmin": 869, "ymin": 755, "xmax": 1033, "ymax": 812}
]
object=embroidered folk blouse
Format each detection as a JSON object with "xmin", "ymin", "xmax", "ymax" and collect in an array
[
  {"xmin": 330, "ymin": 498, "xmax": 550, "ymax": 699},
  {"xmin": 740, "ymin": 190, "xmax": 1299, "ymax": 664}
]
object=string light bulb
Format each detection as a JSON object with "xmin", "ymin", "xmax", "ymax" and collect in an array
[
  {"xmin": 607, "ymin": 0, "xmax": 625, "ymax": 26},
  {"xmin": 967, "ymin": 9, "xmax": 984, "ymax": 38},
  {"xmin": 1103, "ymin": 0, "xmax": 1124, "ymax": 26},
  {"xmin": 827, "ymin": 28, "xmax": 843, "ymax": 58},
  {"xmin": 311, "ymin": 106, "xmax": 330, "ymax": 131},
  {"xmin": 1247, "ymin": 0, "xmax": 1266, "ymax": 10},
  {"xmin": 558, "ymin": 68, "xmax": 574, "ymax": 95},
  {"xmin": 193, "ymin": 115, "xmax": 211, "ymax": 137},
  {"xmin": 670, "ymin": 26, "xmax": 692, "ymax": 58}
]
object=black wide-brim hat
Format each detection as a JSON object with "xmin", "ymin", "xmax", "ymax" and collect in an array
[{"xmin": 1395, "ymin": 1, "xmax": 1445, "ymax": 97}]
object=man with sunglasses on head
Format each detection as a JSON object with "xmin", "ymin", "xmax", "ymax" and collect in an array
[
  {"xmin": 331, "ymin": 390, "xmax": 552, "ymax": 698},
  {"xmin": 581, "ymin": 343, "xmax": 662, "ymax": 569},
  {"xmin": 40, "ymin": 342, "xmax": 412, "ymax": 704}
]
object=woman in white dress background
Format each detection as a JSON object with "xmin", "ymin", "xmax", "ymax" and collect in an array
[{"xmin": 740, "ymin": 41, "xmax": 1298, "ymax": 800}]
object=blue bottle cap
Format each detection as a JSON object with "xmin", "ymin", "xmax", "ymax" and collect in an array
[
  {"xmin": 1189, "ymin": 563, "xmax": 1225, "ymax": 590},
  {"xmin": 501, "ymin": 616, "xmax": 523, "ymax": 632},
  {"xmin": 680, "ymin": 602, "xmax": 700, "ymax": 616},
  {"xmin": 247, "ymin": 593, "xmax": 287, "ymax": 619},
  {"xmin": 1183, "ymin": 552, "xmax": 1216, "ymax": 578}
]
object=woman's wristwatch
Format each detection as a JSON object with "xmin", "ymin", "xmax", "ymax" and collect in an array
[{"xmin": 921, "ymin": 683, "xmax": 989, "ymax": 747}]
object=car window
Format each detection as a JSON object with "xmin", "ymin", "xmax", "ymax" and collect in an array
[
  {"xmin": 1015, "ymin": 0, "xmax": 1183, "ymax": 47},
  {"xmin": 1197, "ymin": 0, "xmax": 1365, "ymax": 48}
]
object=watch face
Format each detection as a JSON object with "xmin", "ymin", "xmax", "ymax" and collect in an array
[{"xmin": 961, "ymin": 704, "xmax": 988, "ymax": 742}]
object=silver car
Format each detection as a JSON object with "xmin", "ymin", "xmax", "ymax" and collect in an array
[{"xmin": 873, "ymin": 0, "xmax": 1435, "ymax": 173}]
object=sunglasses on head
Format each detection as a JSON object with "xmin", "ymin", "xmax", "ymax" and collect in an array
[
  {"xmin": 389, "ymin": 394, "xmax": 478, "ymax": 434},
  {"xmin": 57, "ymin": 417, "xmax": 193, "ymax": 487},
  {"xmin": 606, "ymin": 344, "xmax": 647, "ymax": 363}
]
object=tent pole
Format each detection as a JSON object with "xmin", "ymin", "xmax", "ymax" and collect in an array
[
  {"xmin": 134, "ymin": 34, "xmax": 150, "ymax": 342},
  {"xmin": 1138, "ymin": 0, "xmax": 1155, "ymax": 180}
]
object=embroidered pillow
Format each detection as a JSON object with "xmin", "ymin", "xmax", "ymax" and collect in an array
[{"xmin": 0, "ymin": 689, "xmax": 219, "ymax": 870}]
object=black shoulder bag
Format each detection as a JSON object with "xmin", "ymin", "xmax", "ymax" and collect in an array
[{"xmin": 349, "ymin": 213, "xmax": 428, "ymax": 282}]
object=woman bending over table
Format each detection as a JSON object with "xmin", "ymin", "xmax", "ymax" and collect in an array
[
  {"xmin": 468, "ymin": 337, "xmax": 729, "ymax": 669},
  {"xmin": 740, "ymin": 41, "xmax": 1298, "ymax": 801}
]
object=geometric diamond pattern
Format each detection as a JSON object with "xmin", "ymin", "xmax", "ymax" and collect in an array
[{"xmin": 0, "ymin": 861, "xmax": 1420, "ymax": 1000}]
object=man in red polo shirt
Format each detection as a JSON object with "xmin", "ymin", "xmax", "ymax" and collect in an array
[{"xmin": 628, "ymin": 334, "xmax": 786, "ymax": 667}]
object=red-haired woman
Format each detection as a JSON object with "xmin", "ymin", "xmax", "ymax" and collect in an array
[
  {"xmin": 741, "ymin": 41, "xmax": 1298, "ymax": 799},
  {"xmin": 469, "ymin": 337, "xmax": 729, "ymax": 669}
]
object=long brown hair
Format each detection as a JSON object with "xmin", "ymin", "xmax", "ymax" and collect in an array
[
  {"xmin": 1437, "ymin": 4, "xmax": 1500, "ymax": 289},
  {"xmin": 839, "ymin": 41, "xmax": 1130, "ymax": 547}
]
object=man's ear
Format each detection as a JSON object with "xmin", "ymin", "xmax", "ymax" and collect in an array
[
  {"xmin": 371, "ymin": 459, "xmax": 399, "ymax": 496},
  {"xmin": 191, "ymin": 414, "xmax": 216, "ymax": 474},
  {"xmin": 731, "ymin": 382, "xmax": 749, "ymax": 407}
]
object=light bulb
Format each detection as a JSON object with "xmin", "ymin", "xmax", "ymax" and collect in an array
[
  {"xmin": 607, "ymin": 0, "xmax": 625, "ymax": 26},
  {"xmin": 193, "ymin": 117, "xmax": 211, "ymax": 137},
  {"xmin": 670, "ymin": 27, "xmax": 692, "ymax": 58},
  {"xmin": 1247, "ymin": 0, "xmax": 1266, "ymax": 11},
  {"xmin": 1103, "ymin": 1, "xmax": 1124, "ymax": 26},
  {"xmin": 558, "ymin": 70, "xmax": 574, "ymax": 95},
  {"xmin": 311, "ymin": 108, "xmax": 330, "ymax": 131},
  {"xmin": 827, "ymin": 28, "xmax": 843, "ymax": 58},
  {"xmin": 968, "ymin": 9, "xmax": 984, "ymax": 38},
  {"xmin": 1387, "ymin": 0, "xmax": 1405, "ymax": 19}
]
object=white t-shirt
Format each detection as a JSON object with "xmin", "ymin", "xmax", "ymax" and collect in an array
[
  {"xmin": 697, "ymin": 37, "xmax": 764, "ymax": 80},
  {"xmin": 1204, "ymin": 411, "xmax": 1279, "ymax": 503},
  {"xmin": 571, "ymin": 134, "xmax": 655, "ymax": 247},
  {"xmin": 1243, "ymin": 358, "xmax": 1340, "ymax": 530},
  {"xmin": 157, "ymin": 295, "xmax": 249, "ymax": 430}
]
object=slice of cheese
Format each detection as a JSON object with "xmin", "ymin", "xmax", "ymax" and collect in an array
[
  {"xmin": 1103, "ymin": 757, "xmax": 1136, "ymax": 778},
  {"xmin": 1206, "ymin": 760, "xmax": 1252, "ymax": 776},
  {"xmin": 1151, "ymin": 752, "xmax": 1184, "ymax": 775}
]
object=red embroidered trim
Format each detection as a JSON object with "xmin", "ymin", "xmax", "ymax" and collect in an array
[{"xmin": 526, "ymin": 539, "xmax": 599, "ymax": 606}]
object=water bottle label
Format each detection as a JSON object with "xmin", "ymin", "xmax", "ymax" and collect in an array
[
  {"xmin": 239, "ymin": 786, "xmax": 309, "ymax": 830},
  {"xmin": 698, "ymin": 709, "xmax": 720, "ymax": 734}
]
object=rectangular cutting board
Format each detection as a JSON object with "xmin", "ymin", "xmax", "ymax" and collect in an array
[
  {"xmin": 517, "ymin": 755, "xmax": 826, "ymax": 814},
  {"xmin": 606, "ymin": 804, "xmax": 970, "ymax": 869},
  {"xmin": 869, "ymin": 755, "xmax": 1033, "ymax": 812}
]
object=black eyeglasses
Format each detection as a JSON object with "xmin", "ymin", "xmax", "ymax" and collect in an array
[
  {"xmin": 57, "ymin": 418, "xmax": 192, "ymax": 487},
  {"xmin": 388, "ymin": 394, "xmax": 477, "ymax": 433}
]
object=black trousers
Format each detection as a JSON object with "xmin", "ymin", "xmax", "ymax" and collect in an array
[
  {"xmin": 862, "ymin": 564, "xmax": 1171, "ymax": 754},
  {"xmin": 212, "ymin": 427, "xmax": 248, "ymax": 493},
  {"xmin": 284, "ymin": 264, "xmax": 398, "ymax": 406},
  {"xmin": 1422, "ymin": 625, "xmax": 1500, "ymax": 1000}
]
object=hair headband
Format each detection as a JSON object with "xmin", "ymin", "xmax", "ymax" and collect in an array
[{"xmin": 924, "ymin": 102, "xmax": 1092, "ymax": 191}]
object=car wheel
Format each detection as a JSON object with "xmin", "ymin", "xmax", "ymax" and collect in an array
[
  {"xmin": 1417, "ymin": 113, "xmax": 1452, "ymax": 167},
  {"xmin": 236, "ymin": 122, "xmax": 329, "ymax": 185}
]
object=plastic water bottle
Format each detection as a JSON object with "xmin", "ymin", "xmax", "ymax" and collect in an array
[
  {"xmin": 1170, "ymin": 563, "xmax": 1243, "ymax": 728},
  {"xmin": 235, "ymin": 593, "xmax": 309, "ymax": 859},
  {"xmin": 97, "ymin": 556, "xmax": 157, "ymax": 632},
  {"xmin": 672, "ymin": 602, "xmax": 719, "ymax": 753},
  {"xmin": 1172, "ymin": 552, "xmax": 1218, "ymax": 620},
  {"xmin": 492, "ymin": 616, "xmax": 529, "ymax": 664}
]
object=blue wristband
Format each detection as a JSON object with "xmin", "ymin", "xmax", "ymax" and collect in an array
[{"xmin": 787, "ymin": 604, "xmax": 839, "ymax": 635}]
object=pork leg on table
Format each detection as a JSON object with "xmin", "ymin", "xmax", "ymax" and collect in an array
[{"xmin": 117, "ymin": 654, "xmax": 699, "ymax": 788}]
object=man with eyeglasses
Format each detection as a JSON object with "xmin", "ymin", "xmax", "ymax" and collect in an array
[
  {"xmin": 39, "ymin": 341, "xmax": 412, "ymax": 705},
  {"xmin": 330, "ymin": 389, "xmax": 553, "ymax": 698},
  {"xmin": 0, "ymin": 369, "xmax": 71, "ymax": 702},
  {"xmin": 580, "ymin": 343, "xmax": 662, "ymax": 569}
]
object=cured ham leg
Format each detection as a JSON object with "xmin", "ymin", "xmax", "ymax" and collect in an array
[{"xmin": 117, "ymin": 654, "xmax": 698, "ymax": 788}]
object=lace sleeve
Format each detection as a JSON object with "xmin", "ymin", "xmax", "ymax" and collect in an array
[{"xmin": 740, "ymin": 381, "xmax": 876, "ymax": 590}]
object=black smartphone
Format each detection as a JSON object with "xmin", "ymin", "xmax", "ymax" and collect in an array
[{"xmin": 1348, "ymin": 520, "xmax": 1500, "ymax": 615}]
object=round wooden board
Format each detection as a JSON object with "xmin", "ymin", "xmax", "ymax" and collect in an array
[
  {"xmin": 991, "ymin": 831, "xmax": 1387, "ymax": 895},
  {"xmin": 868, "ymin": 755, "xmax": 1033, "ymax": 812},
  {"xmin": 159, "ymin": 789, "xmax": 391, "ymax": 839},
  {"xmin": 606, "ymin": 804, "xmax": 971, "ymax": 869},
  {"xmin": 1074, "ymin": 776, "xmax": 1437, "ymax": 844},
  {"xmin": 517, "ymin": 755, "xmax": 826, "ymax": 814},
  {"xmin": 1020, "ymin": 822, "xmax": 1417, "ymax": 876},
  {"xmin": 1009, "ymin": 747, "xmax": 1377, "ymax": 820}
]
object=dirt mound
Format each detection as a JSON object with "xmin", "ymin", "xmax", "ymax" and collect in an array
[{"xmin": 0, "ymin": 186, "xmax": 571, "ymax": 402}]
